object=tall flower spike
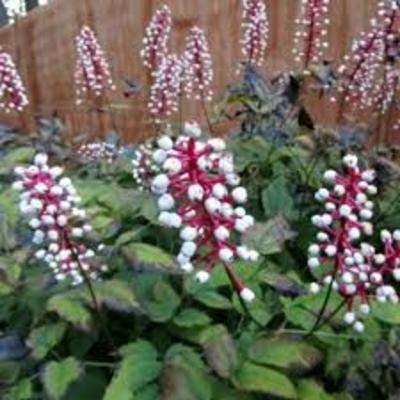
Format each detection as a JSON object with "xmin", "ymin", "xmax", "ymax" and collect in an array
[
  {"xmin": 293, "ymin": 0, "xmax": 330, "ymax": 69},
  {"xmin": 149, "ymin": 121, "xmax": 258, "ymax": 302},
  {"xmin": 74, "ymin": 26, "xmax": 115, "ymax": 105},
  {"xmin": 241, "ymin": 0, "xmax": 269, "ymax": 67},
  {"xmin": 148, "ymin": 54, "xmax": 183, "ymax": 120},
  {"xmin": 0, "ymin": 49, "xmax": 28, "ymax": 113},
  {"xmin": 140, "ymin": 5, "xmax": 172, "ymax": 71},
  {"xmin": 308, "ymin": 154, "xmax": 400, "ymax": 333},
  {"xmin": 13, "ymin": 154, "xmax": 106, "ymax": 285},
  {"xmin": 335, "ymin": 1, "xmax": 400, "ymax": 112},
  {"xmin": 183, "ymin": 27, "xmax": 214, "ymax": 101}
]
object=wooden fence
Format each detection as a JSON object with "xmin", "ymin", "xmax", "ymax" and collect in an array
[{"xmin": 0, "ymin": 0, "xmax": 396, "ymax": 143}]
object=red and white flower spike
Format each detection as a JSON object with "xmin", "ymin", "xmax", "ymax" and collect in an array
[
  {"xmin": 148, "ymin": 54, "xmax": 183, "ymax": 120},
  {"xmin": 308, "ymin": 154, "xmax": 400, "ymax": 333},
  {"xmin": 241, "ymin": 0, "xmax": 269, "ymax": 67},
  {"xmin": 140, "ymin": 5, "xmax": 172, "ymax": 71},
  {"xmin": 183, "ymin": 27, "xmax": 214, "ymax": 101},
  {"xmin": 132, "ymin": 142, "xmax": 162, "ymax": 191},
  {"xmin": 74, "ymin": 26, "xmax": 115, "ymax": 105},
  {"xmin": 149, "ymin": 122, "xmax": 258, "ymax": 301},
  {"xmin": 13, "ymin": 154, "xmax": 105, "ymax": 285},
  {"xmin": 0, "ymin": 49, "xmax": 28, "ymax": 113},
  {"xmin": 335, "ymin": 1, "xmax": 400, "ymax": 111},
  {"xmin": 293, "ymin": 0, "xmax": 330, "ymax": 69}
]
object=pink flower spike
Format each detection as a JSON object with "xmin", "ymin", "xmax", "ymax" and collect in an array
[
  {"xmin": 74, "ymin": 26, "xmax": 115, "ymax": 104},
  {"xmin": 183, "ymin": 27, "xmax": 214, "ymax": 102},
  {"xmin": 0, "ymin": 49, "xmax": 28, "ymax": 113},
  {"xmin": 241, "ymin": 0, "xmax": 269, "ymax": 67},
  {"xmin": 293, "ymin": 0, "xmax": 330, "ymax": 69},
  {"xmin": 146, "ymin": 122, "xmax": 258, "ymax": 301},
  {"xmin": 140, "ymin": 5, "xmax": 172, "ymax": 72},
  {"xmin": 335, "ymin": 1, "xmax": 400, "ymax": 113},
  {"xmin": 148, "ymin": 54, "xmax": 183, "ymax": 120},
  {"xmin": 13, "ymin": 154, "xmax": 105, "ymax": 285}
]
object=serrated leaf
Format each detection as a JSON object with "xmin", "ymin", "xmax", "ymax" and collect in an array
[
  {"xmin": 64, "ymin": 370, "xmax": 107, "ymax": 400},
  {"xmin": 201, "ymin": 325, "xmax": 238, "ymax": 379},
  {"xmin": 122, "ymin": 243, "xmax": 179, "ymax": 273},
  {"xmin": 297, "ymin": 379, "xmax": 334, "ymax": 400},
  {"xmin": 135, "ymin": 384, "xmax": 159, "ymax": 400},
  {"xmin": 243, "ymin": 215, "xmax": 296, "ymax": 255},
  {"xmin": 248, "ymin": 338, "xmax": 323, "ymax": 374},
  {"xmin": 372, "ymin": 302, "xmax": 400, "ymax": 325},
  {"xmin": 43, "ymin": 357, "xmax": 82, "ymax": 400},
  {"xmin": 173, "ymin": 308, "xmax": 211, "ymax": 328},
  {"xmin": 47, "ymin": 295, "xmax": 92, "ymax": 331},
  {"xmin": 142, "ymin": 280, "xmax": 181, "ymax": 322},
  {"xmin": 104, "ymin": 340, "xmax": 161, "ymax": 400},
  {"xmin": 91, "ymin": 280, "xmax": 140, "ymax": 313},
  {"xmin": 4, "ymin": 378, "xmax": 32, "ymax": 400},
  {"xmin": 194, "ymin": 290, "xmax": 232, "ymax": 309},
  {"xmin": 28, "ymin": 322, "xmax": 67, "ymax": 360},
  {"xmin": 262, "ymin": 178, "xmax": 296, "ymax": 219},
  {"xmin": 233, "ymin": 362, "xmax": 297, "ymax": 399},
  {"xmin": 161, "ymin": 345, "xmax": 212, "ymax": 400},
  {"xmin": 0, "ymin": 147, "xmax": 35, "ymax": 175}
]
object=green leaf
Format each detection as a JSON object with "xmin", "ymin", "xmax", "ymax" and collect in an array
[
  {"xmin": 64, "ymin": 370, "xmax": 107, "ymax": 400},
  {"xmin": 372, "ymin": 302, "xmax": 400, "ymax": 325},
  {"xmin": 28, "ymin": 322, "xmax": 67, "ymax": 360},
  {"xmin": 122, "ymin": 243, "xmax": 179, "ymax": 273},
  {"xmin": 47, "ymin": 295, "xmax": 92, "ymax": 331},
  {"xmin": 193, "ymin": 290, "xmax": 232, "ymax": 310},
  {"xmin": 43, "ymin": 357, "xmax": 82, "ymax": 400},
  {"xmin": 161, "ymin": 345, "xmax": 212, "ymax": 400},
  {"xmin": 0, "ymin": 147, "xmax": 35, "ymax": 175},
  {"xmin": 142, "ymin": 280, "xmax": 181, "ymax": 322},
  {"xmin": 243, "ymin": 215, "xmax": 296, "ymax": 256},
  {"xmin": 297, "ymin": 379, "xmax": 334, "ymax": 400},
  {"xmin": 211, "ymin": 381, "xmax": 254, "ymax": 400},
  {"xmin": 104, "ymin": 340, "xmax": 161, "ymax": 400},
  {"xmin": 233, "ymin": 362, "xmax": 297, "ymax": 399},
  {"xmin": 262, "ymin": 178, "xmax": 295, "ymax": 219},
  {"xmin": 173, "ymin": 308, "xmax": 211, "ymax": 328},
  {"xmin": 201, "ymin": 325, "xmax": 238, "ymax": 379},
  {"xmin": 4, "ymin": 379, "xmax": 32, "ymax": 400},
  {"xmin": 135, "ymin": 384, "xmax": 159, "ymax": 400},
  {"xmin": 91, "ymin": 280, "xmax": 140, "ymax": 313},
  {"xmin": 0, "ymin": 361, "xmax": 20, "ymax": 385},
  {"xmin": 248, "ymin": 338, "xmax": 323, "ymax": 374}
]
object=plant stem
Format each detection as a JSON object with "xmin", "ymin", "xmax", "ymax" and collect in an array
[
  {"xmin": 307, "ymin": 267, "xmax": 338, "ymax": 337},
  {"xmin": 66, "ymin": 237, "xmax": 118, "ymax": 355},
  {"xmin": 201, "ymin": 91, "xmax": 214, "ymax": 135}
]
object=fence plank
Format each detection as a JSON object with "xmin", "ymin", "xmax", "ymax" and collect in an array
[{"xmin": 0, "ymin": 0, "xmax": 396, "ymax": 144}]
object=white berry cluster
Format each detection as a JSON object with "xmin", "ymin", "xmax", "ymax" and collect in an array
[
  {"xmin": 140, "ymin": 5, "xmax": 172, "ymax": 71},
  {"xmin": 334, "ymin": 1, "xmax": 399, "ymax": 113},
  {"xmin": 132, "ymin": 142, "xmax": 161, "ymax": 191},
  {"xmin": 148, "ymin": 54, "xmax": 183, "ymax": 120},
  {"xmin": 293, "ymin": 0, "xmax": 330, "ymax": 69},
  {"xmin": 13, "ymin": 154, "xmax": 105, "ymax": 285},
  {"xmin": 77, "ymin": 142, "xmax": 123, "ymax": 164},
  {"xmin": 147, "ymin": 121, "xmax": 258, "ymax": 302},
  {"xmin": 74, "ymin": 26, "xmax": 115, "ymax": 104},
  {"xmin": 182, "ymin": 27, "xmax": 214, "ymax": 102},
  {"xmin": 309, "ymin": 154, "xmax": 400, "ymax": 333},
  {"xmin": 0, "ymin": 49, "xmax": 29, "ymax": 113},
  {"xmin": 241, "ymin": 0, "xmax": 269, "ymax": 67}
]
